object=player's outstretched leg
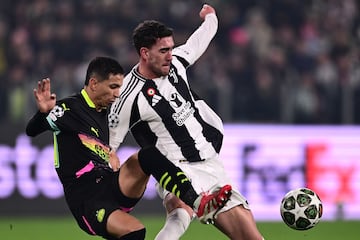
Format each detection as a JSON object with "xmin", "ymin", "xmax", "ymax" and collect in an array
[
  {"xmin": 193, "ymin": 185, "xmax": 232, "ymax": 224},
  {"xmin": 137, "ymin": 147, "xmax": 232, "ymax": 224}
]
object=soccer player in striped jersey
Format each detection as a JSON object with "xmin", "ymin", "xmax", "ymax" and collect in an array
[
  {"xmin": 26, "ymin": 56, "xmax": 231, "ymax": 240},
  {"xmin": 109, "ymin": 4, "xmax": 265, "ymax": 240}
]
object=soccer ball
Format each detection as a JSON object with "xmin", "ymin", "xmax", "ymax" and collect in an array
[{"xmin": 280, "ymin": 188, "xmax": 323, "ymax": 230}]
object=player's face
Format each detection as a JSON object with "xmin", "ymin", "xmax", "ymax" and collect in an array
[
  {"xmin": 146, "ymin": 36, "xmax": 174, "ymax": 78},
  {"xmin": 93, "ymin": 73, "xmax": 123, "ymax": 110}
]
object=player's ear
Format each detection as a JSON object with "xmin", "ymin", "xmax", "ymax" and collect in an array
[
  {"xmin": 140, "ymin": 47, "xmax": 149, "ymax": 58},
  {"xmin": 89, "ymin": 77, "xmax": 98, "ymax": 91}
]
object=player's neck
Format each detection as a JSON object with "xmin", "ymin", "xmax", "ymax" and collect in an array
[
  {"xmin": 83, "ymin": 87, "xmax": 103, "ymax": 112},
  {"xmin": 137, "ymin": 62, "xmax": 158, "ymax": 80}
]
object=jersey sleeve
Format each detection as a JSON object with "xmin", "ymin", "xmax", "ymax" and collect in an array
[
  {"xmin": 38, "ymin": 99, "xmax": 83, "ymax": 135},
  {"xmin": 26, "ymin": 99, "xmax": 74, "ymax": 136},
  {"xmin": 172, "ymin": 13, "xmax": 218, "ymax": 66},
  {"xmin": 108, "ymin": 81, "xmax": 140, "ymax": 151},
  {"xmin": 26, "ymin": 99, "xmax": 76, "ymax": 137},
  {"xmin": 109, "ymin": 99, "xmax": 128, "ymax": 150},
  {"xmin": 26, "ymin": 111, "xmax": 52, "ymax": 137}
]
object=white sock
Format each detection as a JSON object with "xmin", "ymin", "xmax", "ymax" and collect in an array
[{"xmin": 155, "ymin": 208, "xmax": 192, "ymax": 240}]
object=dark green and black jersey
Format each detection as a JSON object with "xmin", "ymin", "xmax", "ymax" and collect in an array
[{"xmin": 26, "ymin": 89, "xmax": 112, "ymax": 188}]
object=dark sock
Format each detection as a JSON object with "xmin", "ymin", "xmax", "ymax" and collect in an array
[
  {"xmin": 118, "ymin": 228, "xmax": 146, "ymax": 240},
  {"xmin": 138, "ymin": 147, "xmax": 198, "ymax": 207}
]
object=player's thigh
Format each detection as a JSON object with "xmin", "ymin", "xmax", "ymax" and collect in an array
[
  {"xmin": 118, "ymin": 153, "xmax": 149, "ymax": 198},
  {"xmin": 178, "ymin": 157, "xmax": 233, "ymax": 192},
  {"xmin": 107, "ymin": 209, "xmax": 145, "ymax": 237},
  {"xmin": 214, "ymin": 205, "xmax": 263, "ymax": 240}
]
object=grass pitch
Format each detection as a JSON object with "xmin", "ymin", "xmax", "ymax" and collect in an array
[{"xmin": 0, "ymin": 215, "xmax": 358, "ymax": 239}]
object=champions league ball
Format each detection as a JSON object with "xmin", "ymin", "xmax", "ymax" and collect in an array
[{"xmin": 280, "ymin": 188, "xmax": 323, "ymax": 230}]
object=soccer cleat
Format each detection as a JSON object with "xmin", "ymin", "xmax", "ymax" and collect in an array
[{"xmin": 194, "ymin": 184, "xmax": 232, "ymax": 224}]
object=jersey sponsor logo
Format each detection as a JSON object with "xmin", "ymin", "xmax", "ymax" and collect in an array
[
  {"xmin": 169, "ymin": 92, "xmax": 195, "ymax": 126},
  {"xmin": 78, "ymin": 133, "xmax": 110, "ymax": 162},
  {"xmin": 172, "ymin": 101, "xmax": 195, "ymax": 126}
]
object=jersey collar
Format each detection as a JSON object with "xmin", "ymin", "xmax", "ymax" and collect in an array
[
  {"xmin": 81, "ymin": 89, "xmax": 96, "ymax": 108},
  {"xmin": 133, "ymin": 64, "xmax": 154, "ymax": 82}
]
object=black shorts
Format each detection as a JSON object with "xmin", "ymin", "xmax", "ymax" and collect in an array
[{"xmin": 64, "ymin": 168, "xmax": 142, "ymax": 239}]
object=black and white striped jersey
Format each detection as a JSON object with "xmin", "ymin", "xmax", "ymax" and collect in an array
[{"xmin": 109, "ymin": 13, "xmax": 223, "ymax": 162}]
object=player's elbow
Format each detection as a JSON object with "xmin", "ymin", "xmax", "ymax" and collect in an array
[
  {"xmin": 25, "ymin": 125, "xmax": 37, "ymax": 137},
  {"xmin": 25, "ymin": 121, "xmax": 44, "ymax": 137}
]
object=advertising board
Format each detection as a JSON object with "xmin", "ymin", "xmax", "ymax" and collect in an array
[{"xmin": 1, "ymin": 125, "xmax": 359, "ymax": 220}]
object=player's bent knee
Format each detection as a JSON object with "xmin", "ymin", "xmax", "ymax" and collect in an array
[
  {"xmin": 116, "ymin": 228, "xmax": 146, "ymax": 240},
  {"xmin": 164, "ymin": 193, "xmax": 186, "ymax": 210}
]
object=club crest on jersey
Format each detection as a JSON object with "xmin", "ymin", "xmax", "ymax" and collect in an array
[{"xmin": 169, "ymin": 68, "xmax": 178, "ymax": 83}]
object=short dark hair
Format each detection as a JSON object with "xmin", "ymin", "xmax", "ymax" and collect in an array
[
  {"xmin": 85, "ymin": 56, "xmax": 124, "ymax": 85},
  {"xmin": 132, "ymin": 20, "xmax": 173, "ymax": 55}
]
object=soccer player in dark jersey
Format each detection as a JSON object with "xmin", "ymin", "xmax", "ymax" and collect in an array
[
  {"xmin": 26, "ymin": 56, "xmax": 231, "ymax": 240},
  {"xmin": 109, "ymin": 4, "xmax": 265, "ymax": 240}
]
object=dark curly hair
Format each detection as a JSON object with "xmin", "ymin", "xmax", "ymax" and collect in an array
[{"xmin": 132, "ymin": 20, "xmax": 173, "ymax": 55}]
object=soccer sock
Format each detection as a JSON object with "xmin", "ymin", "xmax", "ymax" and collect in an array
[
  {"xmin": 154, "ymin": 208, "xmax": 192, "ymax": 240},
  {"xmin": 117, "ymin": 228, "xmax": 146, "ymax": 240},
  {"xmin": 138, "ymin": 147, "xmax": 198, "ymax": 207}
]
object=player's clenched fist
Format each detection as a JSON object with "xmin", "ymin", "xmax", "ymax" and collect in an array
[{"xmin": 199, "ymin": 4, "xmax": 216, "ymax": 19}]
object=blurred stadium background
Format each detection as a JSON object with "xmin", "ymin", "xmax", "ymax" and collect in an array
[{"xmin": 1, "ymin": 0, "xmax": 360, "ymax": 239}]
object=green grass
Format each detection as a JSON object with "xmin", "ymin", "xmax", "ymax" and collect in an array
[{"xmin": 0, "ymin": 216, "xmax": 358, "ymax": 239}]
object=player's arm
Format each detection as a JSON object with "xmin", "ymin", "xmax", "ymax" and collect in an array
[
  {"xmin": 26, "ymin": 111, "xmax": 51, "ymax": 137},
  {"xmin": 26, "ymin": 78, "xmax": 56, "ymax": 137},
  {"xmin": 173, "ymin": 4, "xmax": 218, "ymax": 65}
]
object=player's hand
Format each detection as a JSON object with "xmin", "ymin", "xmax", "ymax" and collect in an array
[
  {"xmin": 109, "ymin": 150, "xmax": 121, "ymax": 171},
  {"xmin": 199, "ymin": 4, "xmax": 216, "ymax": 20},
  {"xmin": 33, "ymin": 78, "xmax": 56, "ymax": 113}
]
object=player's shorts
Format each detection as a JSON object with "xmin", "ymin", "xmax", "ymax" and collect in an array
[
  {"xmin": 64, "ymin": 168, "xmax": 141, "ymax": 239},
  {"xmin": 156, "ymin": 155, "xmax": 250, "ymax": 215}
]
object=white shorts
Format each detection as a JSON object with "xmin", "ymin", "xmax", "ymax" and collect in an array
[{"xmin": 156, "ymin": 155, "xmax": 250, "ymax": 214}]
